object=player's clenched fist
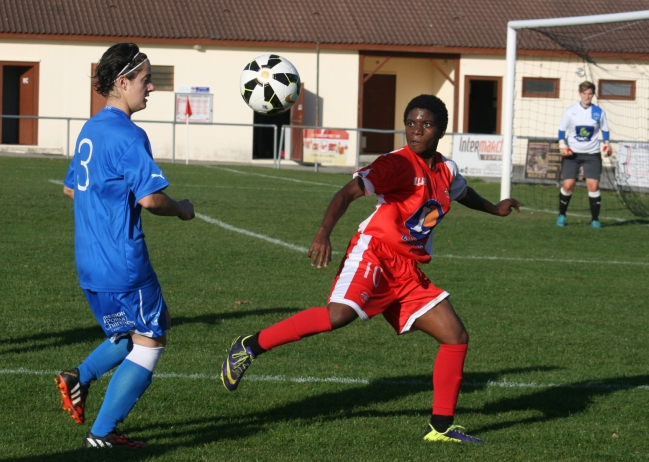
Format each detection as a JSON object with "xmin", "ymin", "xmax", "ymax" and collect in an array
[{"xmin": 559, "ymin": 140, "xmax": 573, "ymax": 157}]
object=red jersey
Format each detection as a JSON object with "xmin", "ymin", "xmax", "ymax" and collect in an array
[{"xmin": 353, "ymin": 146, "xmax": 467, "ymax": 263}]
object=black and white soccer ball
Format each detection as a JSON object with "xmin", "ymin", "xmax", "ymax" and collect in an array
[{"xmin": 240, "ymin": 54, "xmax": 300, "ymax": 116}]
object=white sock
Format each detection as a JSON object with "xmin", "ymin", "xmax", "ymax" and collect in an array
[{"xmin": 126, "ymin": 344, "xmax": 164, "ymax": 372}]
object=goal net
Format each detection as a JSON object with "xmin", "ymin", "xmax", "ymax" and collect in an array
[{"xmin": 502, "ymin": 11, "xmax": 649, "ymax": 218}]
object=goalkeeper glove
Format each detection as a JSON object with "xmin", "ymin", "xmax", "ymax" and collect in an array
[
  {"xmin": 559, "ymin": 140, "xmax": 572, "ymax": 156},
  {"xmin": 601, "ymin": 141, "xmax": 612, "ymax": 156}
]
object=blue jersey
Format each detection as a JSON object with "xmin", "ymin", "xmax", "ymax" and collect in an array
[{"xmin": 64, "ymin": 106, "xmax": 170, "ymax": 292}]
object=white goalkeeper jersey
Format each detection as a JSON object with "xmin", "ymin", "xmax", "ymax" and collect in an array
[{"xmin": 559, "ymin": 102, "xmax": 609, "ymax": 154}]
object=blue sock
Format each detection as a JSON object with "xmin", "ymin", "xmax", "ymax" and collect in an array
[
  {"xmin": 90, "ymin": 359, "xmax": 152, "ymax": 437},
  {"xmin": 78, "ymin": 336, "xmax": 132, "ymax": 386}
]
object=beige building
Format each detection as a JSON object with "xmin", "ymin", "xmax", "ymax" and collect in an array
[{"xmin": 1, "ymin": 0, "xmax": 647, "ymax": 167}]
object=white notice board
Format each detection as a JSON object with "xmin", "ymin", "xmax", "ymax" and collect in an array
[{"xmin": 175, "ymin": 93, "xmax": 213, "ymax": 123}]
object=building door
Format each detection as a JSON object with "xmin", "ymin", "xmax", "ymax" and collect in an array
[
  {"xmin": 464, "ymin": 76, "xmax": 501, "ymax": 134},
  {"xmin": 361, "ymin": 74, "xmax": 396, "ymax": 154},
  {"xmin": 1, "ymin": 62, "xmax": 38, "ymax": 145},
  {"xmin": 252, "ymin": 83, "xmax": 304, "ymax": 160},
  {"xmin": 253, "ymin": 110, "xmax": 291, "ymax": 159},
  {"xmin": 289, "ymin": 83, "xmax": 305, "ymax": 161}
]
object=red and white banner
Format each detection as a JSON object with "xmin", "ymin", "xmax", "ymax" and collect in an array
[{"xmin": 303, "ymin": 129, "xmax": 350, "ymax": 165}]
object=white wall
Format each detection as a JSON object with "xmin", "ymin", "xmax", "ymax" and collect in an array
[{"xmin": 0, "ymin": 39, "xmax": 361, "ymax": 164}]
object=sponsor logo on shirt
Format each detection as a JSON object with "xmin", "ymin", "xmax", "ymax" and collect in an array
[
  {"xmin": 151, "ymin": 172, "xmax": 166, "ymax": 180},
  {"xmin": 575, "ymin": 125, "xmax": 595, "ymax": 142},
  {"xmin": 405, "ymin": 199, "xmax": 444, "ymax": 240},
  {"xmin": 414, "ymin": 177, "xmax": 427, "ymax": 186},
  {"xmin": 401, "ymin": 234, "xmax": 425, "ymax": 248}
]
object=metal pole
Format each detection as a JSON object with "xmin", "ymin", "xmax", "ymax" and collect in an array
[
  {"xmin": 277, "ymin": 125, "xmax": 286, "ymax": 169},
  {"xmin": 355, "ymin": 129, "xmax": 361, "ymax": 171},
  {"xmin": 185, "ymin": 118, "xmax": 189, "ymax": 165},
  {"xmin": 315, "ymin": 41, "xmax": 320, "ymax": 127},
  {"xmin": 172, "ymin": 121, "xmax": 176, "ymax": 163},
  {"xmin": 66, "ymin": 118, "xmax": 70, "ymax": 159},
  {"xmin": 500, "ymin": 25, "xmax": 517, "ymax": 200},
  {"xmin": 272, "ymin": 125, "xmax": 278, "ymax": 169}
]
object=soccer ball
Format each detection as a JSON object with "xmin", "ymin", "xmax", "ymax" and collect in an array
[{"xmin": 240, "ymin": 54, "xmax": 300, "ymax": 116}]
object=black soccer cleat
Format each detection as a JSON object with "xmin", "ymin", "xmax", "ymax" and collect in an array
[
  {"xmin": 84, "ymin": 430, "xmax": 147, "ymax": 449},
  {"xmin": 54, "ymin": 368, "xmax": 88, "ymax": 425}
]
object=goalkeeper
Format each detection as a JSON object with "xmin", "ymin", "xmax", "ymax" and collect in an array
[{"xmin": 557, "ymin": 81, "xmax": 611, "ymax": 228}]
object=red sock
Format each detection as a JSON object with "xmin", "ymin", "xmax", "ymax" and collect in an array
[
  {"xmin": 258, "ymin": 307, "xmax": 332, "ymax": 351},
  {"xmin": 432, "ymin": 344, "xmax": 468, "ymax": 416}
]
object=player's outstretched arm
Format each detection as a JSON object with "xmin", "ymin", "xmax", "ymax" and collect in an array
[
  {"xmin": 308, "ymin": 177, "xmax": 365, "ymax": 268},
  {"xmin": 139, "ymin": 191, "xmax": 195, "ymax": 220},
  {"xmin": 457, "ymin": 186, "xmax": 520, "ymax": 216}
]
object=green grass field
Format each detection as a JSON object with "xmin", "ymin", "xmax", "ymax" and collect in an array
[{"xmin": 1, "ymin": 156, "xmax": 648, "ymax": 461}]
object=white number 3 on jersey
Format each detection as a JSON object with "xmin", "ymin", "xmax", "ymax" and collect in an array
[{"xmin": 76, "ymin": 138, "xmax": 93, "ymax": 191}]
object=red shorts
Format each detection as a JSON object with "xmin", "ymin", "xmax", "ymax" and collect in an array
[{"xmin": 328, "ymin": 232, "xmax": 449, "ymax": 334}]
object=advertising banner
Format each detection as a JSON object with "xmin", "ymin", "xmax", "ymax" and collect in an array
[
  {"xmin": 303, "ymin": 129, "xmax": 350, "ymax": 165},
  {"xmin": 525, "ymin": 140, "xmax": 562, "ymax": 180},
  {"xmin": 451, "ymin": 134, "xmax": 503, "ymax": 177}
]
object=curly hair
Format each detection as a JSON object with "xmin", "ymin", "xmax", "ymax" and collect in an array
[
  {"xmin": 403, "ymin": 94, "xmax": 448, "ymax": 133},
  {"xmin": 93, "ymin": 43, "xmax": 149, "ymax": 97}
]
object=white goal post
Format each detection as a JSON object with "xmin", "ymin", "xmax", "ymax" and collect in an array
[{"xmin": 500, "ymin": 10, "xmax": 649, "ymax": 200}]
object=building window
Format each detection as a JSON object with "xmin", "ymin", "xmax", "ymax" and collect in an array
[
  {"xmin": 598, "ymin": 80, "xmax": 635, "ymax": 100},
  {"xmin": 152, "ymin": 65, "xmax": 174, "ymax": 91},
  {"xmin": 522, "ymin": 77, "xmax": 560, "ymax": 98}
]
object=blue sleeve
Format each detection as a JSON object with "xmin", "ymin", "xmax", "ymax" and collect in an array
[
  {"xmin": 64, "ymin": 160, "xmax": 75, "ymax": 188},
  {"xmin": 118, "ymin": 134, "xmax": 170, "ymax": 202},
  {"xmin": 558, "ymin": 130, "xmax": 566, "ymax": 140},
  {"xmin": 602, "ymin": 131, "xmax": 610, "ymax": 141}
]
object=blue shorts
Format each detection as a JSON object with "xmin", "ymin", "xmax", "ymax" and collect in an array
[{"xmin": 83, "ymin": 283, "xmax": 168, "ymax": 339}]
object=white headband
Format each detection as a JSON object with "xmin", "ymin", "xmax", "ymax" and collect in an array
[{"xmin": 113, "ymin": 52, "xmax": 149, "ymax": 82}]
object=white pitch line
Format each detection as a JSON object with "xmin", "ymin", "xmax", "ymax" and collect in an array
[
  {"xmin": 434, "ymin": 253, "xmax": 649, "ymax": 266},
  {"xmin": 196, "ymin": 213, "xmax": 310, "ymax": 253},
  {"xmin": 521, "ymin": 206, "xmax": 640, "ymax": 224},
  {"xmin": 208, "ymin": 166, "xmax": 342, "ymax": 187},
  {"xmin": 198, "ymin": 213, "xmax": 641, "ymax": 265},
  {"xmin": 2, "ymin": 368, "xmax": 648, "ymax": 391},
  {"xmin": 48, "ymin": 180, "xmax": 644, "ymax": 265},
  {"xmin": 182, "ymin": 184, "xmax": 334, "ymax": 192},
  {"xmin": 49, "ymin": 179, "xmax": 64, "ymax": 185}
]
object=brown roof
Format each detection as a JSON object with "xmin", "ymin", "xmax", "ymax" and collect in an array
[{"xmin": 1, "ymin": 0, "xmax": 648, "ymax": 53}]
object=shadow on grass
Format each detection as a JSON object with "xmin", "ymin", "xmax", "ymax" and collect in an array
[
  {"xmin": 602, "ymin": 218, "xmax": 649, "ymax": 227},
  {"xmin": 472, "ymin": 374, "xmax": 649, "ymax": 434},
  {"xmin": 0, "ymin": 307, "xmax": 298, "ymax": 356},
  {"xmin": 10, "ymin": 366, "xmax": 615, "ymax": 461}
]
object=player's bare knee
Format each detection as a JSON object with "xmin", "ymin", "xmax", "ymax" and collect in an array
[
  {"xmin": 327, "ymin": 303, "xmax": 357, "ymax": 329},
  {"xmin": 456, "ymin": 328, "xmax": 469, "ymax": 345},
  {"xmin": 438, "ymin": 328, "xmax": 468, "ymax": 345}
]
